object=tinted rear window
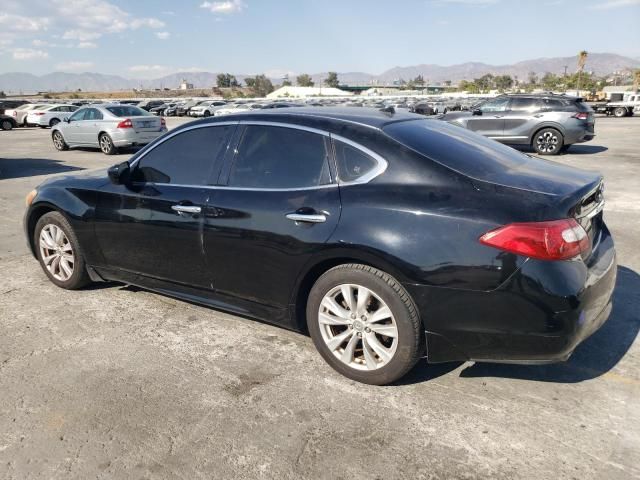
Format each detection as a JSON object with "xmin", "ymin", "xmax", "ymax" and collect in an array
[
  {"xmin": 106, "ymin": 106, "xmax": 151, "ymax": 117},
  {"xmin": 383, "ymin": 119, "xmax": 529, "ymax": 179}
]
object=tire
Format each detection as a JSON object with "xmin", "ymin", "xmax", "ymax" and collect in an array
[
  {"xmin": 1, "ymin": 119, "xmax": 13, "ymax": 131},
  {"xmin": 99, "ymin": 133, "xmax": 117, "ymax": 155},
  {"xmin": 49, "ymin": 118, "xmax": 60, "ymax": 127},
  {"xmin": 34, "ymin": 211, "xmax": 91, "ymax": 290},
  {"xmin": 306, "ymin": 264, "xmax": 423, "ymax": 385},
  {"xmin": 613, "ymin": 107, "xmax": 627, "ymax": 118},
  {"xmin": 533, "ymin": 127, "xmax": 563, "ymax": 155},
  {"xmin": 203, "ymin": 111, "xmax": 211, "ymax": 117},
  {"xmin": 52, "ymin": 130, "xmax": 69, "ymax": 151},
  {"xmin": 22, "ymin": 118, "xmax": 28, "ymax": 127}
]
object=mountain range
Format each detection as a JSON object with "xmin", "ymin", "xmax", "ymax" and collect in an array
[{"xmin": 1, "ymin": 53, "xmax": 637, "ymax": 94}]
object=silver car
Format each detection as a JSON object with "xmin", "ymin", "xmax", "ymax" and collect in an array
[
  {"xmin": 51, "ymin": 104, "xmax": 168, "ymax": 155},
  {"xmin": 442, "ymin": 94, "xmax": 595, "ymax": 155}
]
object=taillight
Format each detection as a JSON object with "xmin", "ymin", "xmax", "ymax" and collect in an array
[
  {"xmin": 160, "ymin": 117, "xmax": 166, "ymax": 127},
  {"xmin": 12, "ymin": 111, "xmax": 17, "ymax": 117},
  {"xmin": 117, "ymin": 118, "xmax": 133, "ymax": 129},
  {"xmin": 572, "ymin": 112, "xmax": 589, "ymax": 120},
  {"xmin": 479, "ymin": 219, "xmax": 590, "ymax": 261},
  {"xmin": 34, "ymin": 112, "xmax": 46, "ymax": 116}
]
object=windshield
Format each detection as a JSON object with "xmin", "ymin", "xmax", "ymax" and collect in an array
[
  {"xmin": 383, "ymin": 119, "xmax": 529, "ymax": 180},
  {"xmin": 106, "ymin": 106, "xmax": 152, "ymax": 117}
]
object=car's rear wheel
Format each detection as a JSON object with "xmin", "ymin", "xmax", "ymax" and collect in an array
[
  {"xmin": 307, "ymin": 264, "xmax": 423, "ymax": 385},
  {"xmin": 52, "ymin": 131, "xmax": 69, "ymax": 151},
  {"xmin": 34, "ymin": 212, "xmax": 91, "ymax": 290},
  {"xmin": 203, "ymin": 111, "xmax": 211, "ymax": 117},
  {"xmin": 533, "ymin": 128, "xmax": 563, "ymax": 155},
  {"xmin": 1, "ymin": 119, "xmax": 13, "ymax": 130},
  {"xmin": 613, "ymin": 107, "xmax": 627, "ymax": 118},
  {"xmin": 49, "ymin": 118, "xmax": 60, "ymax": 127},
  {"xmin": 99, "ymin": 133, "xmax": 117, "ymax": 155}
]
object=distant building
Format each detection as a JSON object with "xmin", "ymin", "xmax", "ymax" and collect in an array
[
  {"xmin": 267, "ymin": 86, "xmax": 353, "ymax": 99},
  {"xmin": 179, "ymin": 79, "xmax": 194, "ymax": 90}
]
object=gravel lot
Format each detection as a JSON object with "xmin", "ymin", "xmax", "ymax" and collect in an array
[{"xmin": 1, "ymin": 115, "xmax": 639, "ymax": 480}]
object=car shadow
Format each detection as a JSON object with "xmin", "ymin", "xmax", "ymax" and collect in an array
[
  {"xmin": 511, "ymin": 145, "xmax": 608, "ymax": 155},
  {"xmin": 0, "ymin": 157, "xmax": 85, "ymax": 180},
  {"xmin": 458, "ymin": 266, "xmax": 639, "ymax": 383}
]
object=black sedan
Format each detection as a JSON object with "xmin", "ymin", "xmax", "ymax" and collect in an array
[{"xmin": 24, "ymin": 108, "xmax": 616, "ymax": 385}]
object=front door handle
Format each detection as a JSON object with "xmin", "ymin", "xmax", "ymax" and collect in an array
[
  {"xmin": 533, "ymin": 114, "xmax": 544, "ymax": 118},
  {"xmin": 493, "ymin": 115, "xmax": 504, "ymax": 118},
  {"xmin": 286, "ymin": 213, "xmax": 327, "ymax": 223},
  {"xmin": 171, "ymin": 205, "xmax": 202, "ymax": 214}
]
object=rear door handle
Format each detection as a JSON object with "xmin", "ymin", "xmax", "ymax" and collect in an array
[
  {"xmin": 171, "ymin": 205, "xmax": 202, "ymax": 214},
  {"xmin": 493, "ymin": 115, "xmax": 504, "ymax": 118},
  {"xmin": 533, "ymin": 114, "xmax": 544, "ymax": 118},
  {"xmin": 286, "ymin": 213, "xmax": 327, "ymax": 223}
]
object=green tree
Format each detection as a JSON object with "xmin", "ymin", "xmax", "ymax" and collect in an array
[
  {"xmin": 0, "ymin": 91, "xmax": 6, "ymax": 98},
  {"xmin": 458, "ymin": 80, "xmax": 479, "ymax": 93},
  {"xmin": 282, "ymin": 79, "xmax": 292, "ymax": 87},
  {"xmin": 474, "ymin": 74, "xmax": 494, "ymax": 92},
  {"xmin": 296, "ymin": 74, "xmax": 314, "ymax": 87},
  {"xmin": 217, "ymin": 73, "xmax": 239, "ymax": 88},
  {"xmin": 494, "ymin": 75, "xmax": 514, "ymax": 92},
  {"xmin": 413, "ymin": 74, "xmax": 425, "ymax": 87},
  {"xmin": 325, "ymin": 72, "xmax": 339, "ymax": 88},
  {"xmin": 541, "ymin": 72, "xmax": 560, "ymax": 91},
  {"xmin": 245, "ymin": 74, "xmax": 274, "ymax": 97},
  {"xmin": 527, "ymin": 71, "xmax": 538, "ymax": 86}
]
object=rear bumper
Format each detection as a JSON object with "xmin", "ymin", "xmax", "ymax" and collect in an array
[
  {"xmin": 111, "ymin": 128, "xmax": 167, "ymax": 147},
  {"xmin": 407, "ymin": 224, "xmax": 617, "ymax": 364}
]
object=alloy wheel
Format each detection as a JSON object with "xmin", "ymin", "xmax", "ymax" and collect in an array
[
  {"xmin": 536, "ymin": 131, "xmax": 559, "ymax": 154},
  {"xmin": 39, "ymin": 224, "xmax": 74, "ymax": 281},
  {"xmin": 99, "ymin": 135, "xmax": 112, "ymax": 153},
  {"xmin": 1, "ymin": 120, "xmax": 12, "ymax": 130},
  {"xmin": 53, "ymin": 132, "xmax": 65, "ymax": 150},
  {"xmin": 318, "ymin": 283, "xmax": 398, "ymax": 371}
]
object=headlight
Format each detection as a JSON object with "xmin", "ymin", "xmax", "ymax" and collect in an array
[{"xmin": 25, "ymin": 189, "xmax": 37, "ymax": 207}]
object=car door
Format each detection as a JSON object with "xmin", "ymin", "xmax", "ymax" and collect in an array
[
  {"xmin": 63, "ymin": 108, "xmax": 88, "ymax": 143},
  {"xmin": 466, "ymin": 97, "xmax": 509, "ymax": 138},
  {"xmin": 501, "ymin": 97, "xmax": 541, "ymax": 143},
  {"xmin": 76, "ymin": 108, "xmax": 102, "ymax": 144},
  {"xmin": 203, "ymin": 123, "xmax": 340, "ymax": 311},
  {"xmin": 93, "ymin": 123, "xmax": 236, "ymax": 288}
]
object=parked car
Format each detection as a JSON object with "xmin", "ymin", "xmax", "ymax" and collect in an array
[
  {"xmin": 24, "ymin": 108, "xmax": 616, "ymax": 385},
  {"xmin": 164, "ymin": 103, "xmax": 182, "ymax": 116},
  {"xmin": 442, "ymin": 94, "xmax": 595, "ymax": 155},
  {"xmin": 4, "ymin": 104, "xmax": 46, "ymax": 126},
  {"xmin": 51, "ymin": 104, "xmax": 167, "ymax": 155},
  {"xmin": 149, "ymin": 102, "xmax": 177, "ymax": 116},
  {"xmin": 189, "ymin": 100, "xmax": 227, "ymax": 117},
  {"xmin": 137, "ymin": 100, "xmax": 166, "ymax": 112},
  {"xmin": 26, "ymin": 104, "xmax": 78, "ymax": 128},
  {"xmin": 0, "ymin": 99, "xmax": 29, "ymax": 115},
  {"xmin": 0, "ymin": 114, "xmax": 17, "ymax": 130},
  {"xmin": 411, "ymin": 102, "xmax": 436, "ymax": 116},
  {"xmin": 175, "ymin": 100, "xmax": 199, "ymax": 117}
]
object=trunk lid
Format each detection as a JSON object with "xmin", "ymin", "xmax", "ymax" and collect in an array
[{"xmin": 131, "ymin": 115, "xmax": 162, "ymax": 132}]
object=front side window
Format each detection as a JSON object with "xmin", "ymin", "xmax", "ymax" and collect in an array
[
  {"xmin": 132, "ymin": 125, "xmax": 234, "ymax": 185},
  {"xmin": 68, "ymin": 109, "xmax": 87, "ymax": 122},
  {"xmin": 334, "ymin": 140, "xmax": 378, "ymax": 183},
  {"xmin": 228, "ymin": 126, "xmax": 331, "ymax": 189},
  {"xmin": 480, "ymin": 97, "xmax": 510, "ymax": 113}
]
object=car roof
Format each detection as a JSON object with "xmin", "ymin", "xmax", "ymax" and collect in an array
[{"xmin": 208, "ymin": 107, "xmax": 423, "ymax": 129}]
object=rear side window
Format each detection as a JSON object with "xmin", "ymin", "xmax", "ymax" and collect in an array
[
  {"xmin": 106, "ymin": 106, "xmax": 151, "ymax": 117},
  {"xmin": 228, "ymin": 126, "xmax": 331, "ymax": 189},
  {"xmin": 334, "ymin": 140, "xmax": 378, "ymax": 183},
  {"xmin": 132, "ymin": 125, "xmax": 234, "ymax": 185},
  {"xmin": 84, "ymin": 108, "xmax": 103, "ymax": 120},
  {"xmin": 383, "ymin": 119, "xmax": 529, "ymax": 179},
  {"xmin": 509, "ymin": 98, "xmax": 540, "ymax": 113}
]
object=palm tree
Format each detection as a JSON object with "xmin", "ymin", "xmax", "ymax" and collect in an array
[
  {"xmin": 634, "ymin": 69, "xmax": 640, "ymax": 92},
  {"xmin": 576, "ymin": 50, "xmax": 588, "ymax": 94}
]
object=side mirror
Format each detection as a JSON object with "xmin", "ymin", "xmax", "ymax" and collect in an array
[
  {"xmin": 64, "ymin": 117, "xmax": 71, "ymax": 123},
  {"xmin": 472, "ymin": 108, "xmax": 483, "ymax": 116},
  {"xmin": 108, "ymin": 161, "xmax": 131, "ymax": 185}
]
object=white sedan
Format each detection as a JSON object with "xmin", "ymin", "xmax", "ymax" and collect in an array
[
  {"xmin": 4, "ymin": 104, "xmax": 47, "ymax": 127},
  {"xmin": 26, "ymin": 104, "xmax": 78, "ymax": 128}
]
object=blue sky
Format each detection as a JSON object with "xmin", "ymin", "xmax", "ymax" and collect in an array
[{"xmin": 0, "ymin": 0, "xmax": 638, "ymax": 77}]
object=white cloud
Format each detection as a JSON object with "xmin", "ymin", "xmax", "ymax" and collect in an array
[
  {"xmin": 0, "ymin": 13, "xmax": 50, "ymax": 32},
  {"xmin": 55, "ymin": 61, "xmax": 94, "ymax": 71},
  {"xmin": 77, "ymin": 41, "xmax": 97, "ymax": 48},
  {"xmin": 62, "ymin": 29, "xmax": 101, "ymax": 41},
  {"xmin": 155, "ymin": 31, "xmax": 171, "ymax": 40},
  {"xmin": 32, "ymin": 39, "xmax": 48, "ymax": 47},
  {"xmin": 12, "ymin": 48, "xmax": 49, "ymax": 60},
  {"xmin": 128, "ymin": 64, "xmax": 169, "ymax": 73},
  {"xmin": 200, "ymin": 0, "xmax": 246, "ymax": 14},
  {"xmin": 589, "ymin": 0, "xmax": 640, "ymax": 8}
]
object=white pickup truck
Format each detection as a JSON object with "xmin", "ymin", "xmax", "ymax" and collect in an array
[{"xmin": 593, "ymin": 92, "xmax": 639, "ymax": 117}]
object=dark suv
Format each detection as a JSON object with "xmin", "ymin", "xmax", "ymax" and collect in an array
[{"xmin": 442, "ymin": 94, "xmax": 595, "ymax": 155}]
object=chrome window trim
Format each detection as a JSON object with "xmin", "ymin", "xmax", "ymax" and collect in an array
[{"xmin": 129, "ymin": 120, "xmax": 388, "ymax": 189}]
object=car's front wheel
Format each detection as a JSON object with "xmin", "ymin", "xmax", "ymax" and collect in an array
[
  {"xmin": 99, "ymin": 133, "xmax": 117, "ymax": 155},
  {"xmin": 34, "ymin": 211, "xmax": 91, "ymax": 290},
  {"xmin": 533, "ymin": 128, "xmax": 563, "ymax": 155},
  {"xmin": 1, "ymin": 119, "xmax": 13, "ymax": 130},
  {"xmin": 307, "ymin": 264, "xmax": 423, "ymax": 385},
  {"xmin": 52, "ymin": 131, "xmax": 69, "ymax": 151}
]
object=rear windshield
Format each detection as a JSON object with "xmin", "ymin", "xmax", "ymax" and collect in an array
[
  {"xmin": 383, "ymin": 119, "xmax": 529, "ymax": 179},
  {"xmin": 106, "ymin": 106, "xmax": 152, "ymax": 117}
]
